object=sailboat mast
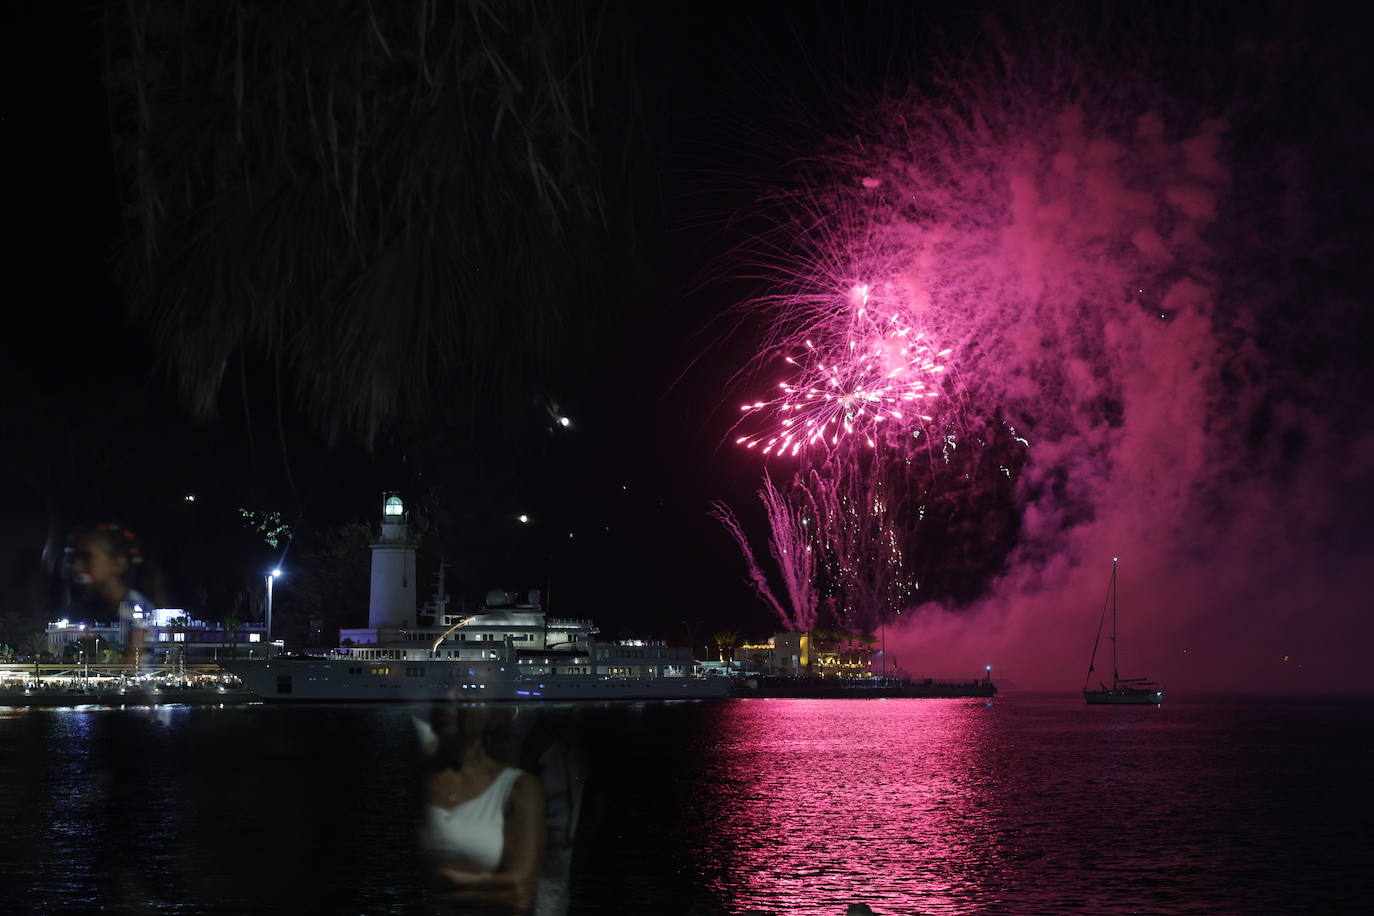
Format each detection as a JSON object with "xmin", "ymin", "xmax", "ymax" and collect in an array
[{"xmin": 1111, "ymin": 556, "xmax": 1119, "ymax": 686}]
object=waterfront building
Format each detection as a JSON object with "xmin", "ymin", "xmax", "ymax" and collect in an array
[
  {"xmin": 44, "ymin": 609, "xmax": 269, "ymax": 662},
  {"xmin": 735, "ymin": 632, "xmax": 877, "ymax": 677}
]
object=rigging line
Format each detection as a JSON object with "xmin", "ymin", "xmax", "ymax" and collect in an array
[{"xmin": 1083, "ymin": 564, "xmax": 1114, "ymax": 691}]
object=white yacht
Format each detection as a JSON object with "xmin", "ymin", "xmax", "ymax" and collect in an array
[
  {"xmin": 222, "ymin": 493, "xmax": 729, "ymax": 703},
  {"xmin": 221, "ymin": 607, "xmax": 730, "ymax": 702}
]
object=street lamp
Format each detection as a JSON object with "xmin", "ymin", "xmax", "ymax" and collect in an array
[
  {"xmin": 266, "ymin": 568, "xmax": 283, "ymax": 656},
  {"xmin": 76, "ymin": 624, "xmax": 98, "ymax": 685}
]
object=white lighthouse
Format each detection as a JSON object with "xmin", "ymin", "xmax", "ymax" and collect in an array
[{"xmin": 368, "ymin": 492, "xmax": 417, "ymax": 630}]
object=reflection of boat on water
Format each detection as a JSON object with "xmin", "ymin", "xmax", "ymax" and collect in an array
[
  {"xmin": 0, "ymin": 682, "xmax": 256, "ymax": 707},
  {"xmin": 221, "ymin": 609, "xmax": 731, "ymax": 702},
  {"xmin": 731, "ymin": 674, "xmax": 996, "ymax": 699},
  {"xmin": 1083, "ymin": 557, "xmax": 1164, "ymax": 705}
]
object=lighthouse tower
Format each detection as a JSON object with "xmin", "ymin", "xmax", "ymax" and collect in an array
[{"xmin": 368, "ymin": 492, "xmax": 417, "ymax": 630}]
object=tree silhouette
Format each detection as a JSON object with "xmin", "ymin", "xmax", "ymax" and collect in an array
[{"xmin": 106, "ymin": 0, "xmax": 637, "ymax": 449}]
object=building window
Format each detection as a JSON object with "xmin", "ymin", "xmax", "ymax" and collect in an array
[
  {"xmin": 249, "ymin": 634, "xmax": 261, "ymax": 643},
  {"xmin": 158, "ymin": 632, "xmax": 170, "ymax": 642},
  {"xmin": 173, "ymin": 632, "xmax": 185, "ymax": 642}
]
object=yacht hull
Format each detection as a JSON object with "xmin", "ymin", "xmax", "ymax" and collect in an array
[
  {"xmin": 220, "ymin": 658, "xmax": 731, "ymax": 702},
  {"xmin": 0, "ymin": 687, "xmax": 256, "ymax": 706}
]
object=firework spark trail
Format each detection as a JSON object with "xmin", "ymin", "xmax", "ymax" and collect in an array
[
  {"xmin": 794, "ymin": 463, "xmax": 914, "ymax": 634},
  {"xmin": 708, "ymin": 499, "xmax": 797, "ymax": 630},
  {"xmin": 732, "ymin": 283, "xmax": 951, "ymax": 457},
  {"xmin": 757, "ymin": 470, "xmax": 819, "ymax": 631}
]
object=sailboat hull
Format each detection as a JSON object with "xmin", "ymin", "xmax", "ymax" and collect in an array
[{"xmin": 1084, "ymin": 688, "xmax": 1164, "ymax": 705}]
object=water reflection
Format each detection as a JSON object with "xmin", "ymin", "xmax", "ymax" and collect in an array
[
  {"xmin": 3, "ymin": 698, "xmax": 1368, "ymax": 914},
  {"xmin": 692, "ymin": 699, "xmax": 1002, "ymax": 915}
]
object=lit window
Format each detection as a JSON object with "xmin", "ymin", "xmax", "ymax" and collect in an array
[
  {"xmin": 158, "ymin": 633, "xmax": 170, "ymax": 642},
  {"xmin": 173, "ymin": 632, "xmax": 185, "ymax": 642},
  {"xmin": 249, "ymin": 634, "xmax": 261, "ymax": 643}
]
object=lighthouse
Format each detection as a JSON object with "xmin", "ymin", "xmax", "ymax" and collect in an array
[{"xmin": 368, "ymin": 492, "xmax": 417, "ymax": 630}]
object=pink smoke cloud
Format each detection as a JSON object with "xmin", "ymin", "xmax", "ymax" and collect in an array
[{"xmin": 726, "ymin": 17, "xmax": 1374, "ymax": 693}]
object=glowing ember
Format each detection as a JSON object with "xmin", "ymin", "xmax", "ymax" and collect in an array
[{"xmin": 734, "ymin": 284, "xmax": 949, "ymax": 457}]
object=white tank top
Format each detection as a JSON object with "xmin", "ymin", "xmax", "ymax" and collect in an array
[{"xmin": 422, "ymin": 768, "xmax": 523, "ymax": 871}]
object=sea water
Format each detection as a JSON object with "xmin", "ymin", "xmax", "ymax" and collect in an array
[{"xmin": 0, "ymin": 694, "xmax": 1369, "ymax": 914}]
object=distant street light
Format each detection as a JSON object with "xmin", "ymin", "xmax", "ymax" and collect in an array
[
  {"xmin": 518, "ymin": 514, "xmax": 530, "ymax": 524},
  {"xmin": 77, "ymin": 625, "xmax": 88, "ymax": 685},
  {"xmin": 266, "ymin": 568, "xmax": 283, "ymax": 655}
]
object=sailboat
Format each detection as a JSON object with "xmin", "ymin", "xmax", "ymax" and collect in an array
[{"xmin": 1083, "ymin": 557, "xmax": 1164, "ymax": 705}]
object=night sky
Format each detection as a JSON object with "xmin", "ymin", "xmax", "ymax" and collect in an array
[{"xmin": 2, "ymin": 2, "xmax": 1371, "ymax": 692}]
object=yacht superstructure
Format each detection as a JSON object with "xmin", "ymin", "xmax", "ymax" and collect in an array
[{"xmin": 221, "ymin": 608, "xmax": 730, "ymax": 702}]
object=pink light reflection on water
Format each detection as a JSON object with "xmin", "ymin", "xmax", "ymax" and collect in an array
[{"xmin": 691, "ymin": 698, "xmax": 1004, "ymax": 915}]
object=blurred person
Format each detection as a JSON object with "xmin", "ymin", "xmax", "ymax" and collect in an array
[
  {"xmin": 421, "ymin": 702, "xmax": 545, "ymax": 914},
  {"xmin": 518, "ymin": 712, "xmax": 587, "ymax": 916},
  {"xmin": 416, "ymin": 705, "xmax": 584, "ymax": 915},
  {"xmin": 66, "ymin": 523, "xmax": 158, "ymax": 665}
]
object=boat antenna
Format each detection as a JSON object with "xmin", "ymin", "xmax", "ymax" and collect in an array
[{"xmin": 1083, "ymin": 558, "xmax": 1115, "ymax": 691}]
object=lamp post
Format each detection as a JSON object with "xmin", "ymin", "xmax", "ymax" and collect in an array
[{"xmin": 266, "ymin": 568, "xmax": 283, "ymax": 657}]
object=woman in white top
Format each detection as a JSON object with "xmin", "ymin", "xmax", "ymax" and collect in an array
[{"xmin": 421, "ymin": 703, "xmax": 545, "ymax": 914}]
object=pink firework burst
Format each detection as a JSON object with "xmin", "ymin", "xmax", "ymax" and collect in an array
[{"xmin": 734, "ymin": 284, "xmax": 950, "ymax": 457}]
